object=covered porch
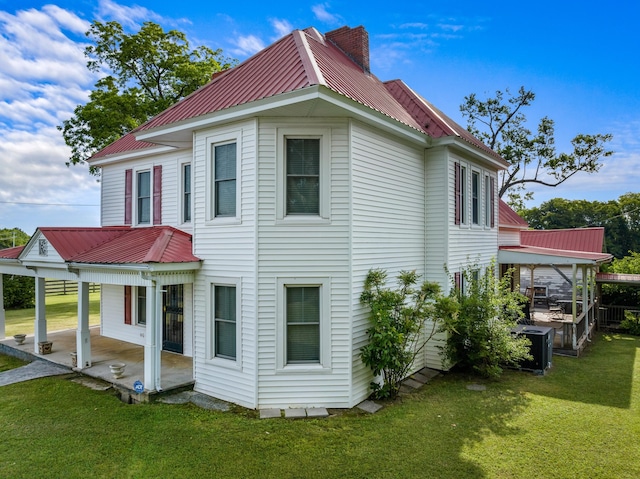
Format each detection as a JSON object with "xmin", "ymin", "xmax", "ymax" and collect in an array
[
  {"xmin": 0, "ymin": 226, "xmax": 201, "ymax": 398},
  {"xmin": 499, "ymin": 244, "xmax": 613, "ymax": 356},
  {"xmin": 0, "ymin": 326, "xmax": 193, "ymax": 398}
]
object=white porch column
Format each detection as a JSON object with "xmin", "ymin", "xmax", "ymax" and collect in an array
[
  {"xmin": 0, "ymin": 274, "xmax": 5, "ymax": 339},
  {"xmin": 34, "ymin": 277, "xmax": 47, "ymax": 353},
  {"xmin": 582, "ymin": 265, "xmax": 589, "ymax": 331},
  {"xmin": 143, "ymin": 282, "xmax": 158, "ymax": 391},
  {"xmin": 571, "ymin": 264, "xmax": 578, "ymax": 350},
  {"xmin": 155, "ymin": 285, "xmax": 163, "ymax": 391},
  {"xmin": 76, "ymin": 281, "xmax": 92, "ymax": 368}
]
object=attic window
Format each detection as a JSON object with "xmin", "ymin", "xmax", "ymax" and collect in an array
[{"xmin": 38, "ymin": 239, "xmax": 48, "ymax": 256}]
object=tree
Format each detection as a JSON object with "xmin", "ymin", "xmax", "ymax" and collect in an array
[
  {"xmin": 460, "ymin": 87, "xmax": 613, "ymax": 207},
  {"xmin": 0, "ymin": 228, "xmax": 34, "ymax": 309},
  {"xmin": 60, "ymin": 21, "xmax": 236, "ymax": 174},
  {"xmin": 360, "ymin": 269, "xmax": 442, "ymax": 399},
  {"xmin": 522, "ymin": 196, "xmax": 637, "ymax": 259},
  {"xmin": 436, "ymin": 262, "xmax": 532, "ymax": 379},
  {"xmin": 0, "ymin": 228, "xmax": 30, "ymax": 249}
]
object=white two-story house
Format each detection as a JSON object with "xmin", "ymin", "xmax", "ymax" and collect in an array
[{"xmin": 0, "ymin": 25, "xmax": 506, "ymax": 409}]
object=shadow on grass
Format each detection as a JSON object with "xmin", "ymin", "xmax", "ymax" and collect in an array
[{"xmin": 522, "ymin": 332, "xmax": 639, "ymax": 409}]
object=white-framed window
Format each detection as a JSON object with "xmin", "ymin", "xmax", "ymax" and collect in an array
[
  {"xmin": 206, "ymin": 277, "xmax": 241, "ymax": 366},
  {"xmin": 137, "ymin": 170, "xmax": 151, "ymax": 225},
  {"xmin": 206, "ymin": 131, "xmax": 241, "ymax": 223},
  {"xmin": 214, "ymin": 285, "xmax": 236, "ymax": 360},
  {"xmin": 182, "ymin": 162, "xmax": 191, "ymax": 223},
  {"xmin": 214, "ymin": 142, "xmax": 237, "ymax": 218},
  {"xmin": 276, "ymin": 127, "xmax": 331, "ymax": 221},
  {"xmin": 136, "ymin": 286, "xmax": 147, "ymax": 326},
  {"xmin": 471, "ymin": 170, "xmax": 480, "ymax": 225},
  {"xmin": 277, "ymin": 277, "xmax": 330, "ymax": 371}
]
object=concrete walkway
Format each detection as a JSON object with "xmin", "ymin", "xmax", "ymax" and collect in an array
[{"xmin": 0, "ymin": 359, "xmax": 72, "ymax": 387}]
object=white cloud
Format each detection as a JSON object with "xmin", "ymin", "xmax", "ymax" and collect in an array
[
  {"xmin": 311, "ymin": 4, "xmax": 342, "ymax": 25},
  {"xmin": 96, "ymin": 0, "xmax": 163, "ymax": 28},
  {"xmin": 231, "ymin": 34, "xmax": 265, "ymax": 56},
  {"xmin": 270, "ymin": 18, "xmax": 293, "ymax": 39}
]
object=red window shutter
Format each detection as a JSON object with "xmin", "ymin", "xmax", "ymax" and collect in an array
[
  {"xmin": 124, "ymin": 169, "xmax": 132, "ymax": 225},
  {"xmin": 153, "ymin": 165, "xmax": 162, "ymax": 225},
  {"xmin": 124, "ymin": 286, "xmax": 132, "ymax": 325},
  {"xmin": 454, "ymin": 162, "xmax": 461, "ymax": 225},
  {"xmin": 490, "ymin": 177, "xmax": 495, "ymax": 228},
  {"xmin": 454, "ymin": 272, "xmax": 462, "ymax": 291}
]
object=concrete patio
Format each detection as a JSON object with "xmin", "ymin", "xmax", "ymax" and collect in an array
[{"xmin": 0, "ymin": 326, "xmax": 194, "ymax": 400}]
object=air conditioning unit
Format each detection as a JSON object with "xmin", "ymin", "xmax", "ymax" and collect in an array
[{"xmin": 512, "ymin": 325, "xmax": 554, "ymax": 374}]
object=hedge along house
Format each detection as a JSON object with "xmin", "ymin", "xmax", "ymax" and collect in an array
[{"xmin": 0, "ymin": 26, "xmax": 507, "ymax": 409}]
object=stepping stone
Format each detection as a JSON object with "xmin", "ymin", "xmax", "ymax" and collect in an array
[
  {"xmin": 259, "ymin": 408, "xmax": 282, "ymax": 419},
  {"xmin": 466, "ymin": 384, "xmax": 487, "ymax": 391},
  {"xmin": 357, "ymin": 400, "xmax": 382, "ymax": 414},
  {"xmin": 284, "ymin": 408, "xmax": 307, "ymax": 419},
  {"xmin": 306, "ymin": 407, "xmax": 329, "ymax": 418},
  {"xmin": 411, "ymin": 372, "xmax": 429, "ymax": 384},
  {"xmin": 418, "ymin": 368, "xmax": 441, "ymax": 381},
  {"xmin": 403, "ymin": 378, "xmax": 423, "ymax": 389}
]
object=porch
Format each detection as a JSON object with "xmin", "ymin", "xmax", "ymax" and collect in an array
[
  {"xmin": 0, "ymin": 326, "xmax": 194, "ymax": 400},
  {"xmin": 529, "ymin": 303, "xmax": 596, "ymax": 356}
]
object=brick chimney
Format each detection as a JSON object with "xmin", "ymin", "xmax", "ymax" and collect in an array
[{"xmin": 325, "ymin": 26, "xmax": 370, "ymax": 73}]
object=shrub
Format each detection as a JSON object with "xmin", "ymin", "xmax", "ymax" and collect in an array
[
  {"xmin": 2, "ymin": 275, "xmax": 35, "ymax": 309},
  {"xmin": 360, "ymin": 269, "xmax": 442, "ymax": 399},
  {"xmin": 620, "ymin": 311, "xmax": 640, "ymax": 336},
  {"xmin": 436, "ymin": 261, "xmax": 532, "ymax": 379}
]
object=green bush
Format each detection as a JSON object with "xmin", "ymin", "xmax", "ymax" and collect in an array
[
  {"xmin": 620, "ymin": 311, "xmax": 640, "ymax": 336},
  {"xmin": 3, "ymin": 275, "xmax": 35, "ymax": 309},
  {"xmin": 436, "ymin": 261, "xmax": 532, "ymax": 379},
  {"xmin": 360, "ymin": 269, "xmax": 442, "ymax": 399}
]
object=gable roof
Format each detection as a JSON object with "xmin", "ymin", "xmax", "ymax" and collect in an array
[
  {"xmin": 520, "ymin": 227, "xmax": 606, "ymax": 253},
  {"xmin": 90, "ymin": 26, "xmax": 505, "ymax": 167},
  {"xmin": 499, "ymin": 199, "xmax": 529, "ymax": 229},
  {"xmin": 18, "ymin": 226, "xmax": 200, "ymax": 265}
]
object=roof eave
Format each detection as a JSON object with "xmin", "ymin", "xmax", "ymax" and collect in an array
[
  {"xmin": 498, "ymin": 248, "xmax": 613, "ymax": 266},
  {"xmin": 88, "ymin": 144, "xmax": 182, "ymax": 167},
  {"xmin": 432, "ymin": 136, "xmax": 508, "ymax": 170},
  {"xmin": 68, "ymin": 261, "xmax": 202, "ymax": 272},
  {"xmin": 136, "ymin": 85, "xmax": 432, "ymax": 148}
]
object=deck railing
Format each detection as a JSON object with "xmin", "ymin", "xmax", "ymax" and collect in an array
[{"xmin": 598, "ymin": 305, "xmax": 640, "ymax": 329}]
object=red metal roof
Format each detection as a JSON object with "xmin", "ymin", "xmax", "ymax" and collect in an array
[
  {"xmin": 596, "ymin": 272, "xmax": 640, "ymax": 284},
  {"xmin": 34, "ymin": 226, "xmax": 199, "ymax": 264},
  {"xmin": 499, "ymin": 199, "xmax": 529, "ymax": 228},
  {"xmin": 0, "ymin": 245, "xmax": 24, "ymax": 259},
  {"xmin": 520, "ymin": 227, "xmax": 605, "ymax": 253},
  {"xmin": 91, "ymin": 130, "xmax": 157, "ymax": 159},
  {"xmin": 91, "ymin": 26, "xmax": 504, "ymax": 165},
  {"xmin": 500, "ymin": 245, "xmax": 612, "ymax": 263}
]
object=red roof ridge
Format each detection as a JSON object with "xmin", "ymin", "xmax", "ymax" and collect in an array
[
  {"xmin": 143, "ymin": 228, "xmax": 174, "ymax": 262},
  {"xmin": 292, "ymin": 29, "xmax": 324, "ymax": 86}
]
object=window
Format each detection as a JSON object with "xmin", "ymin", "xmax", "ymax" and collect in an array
[
  {"xmin": 137, "ymin": 287, "xmax": 147, "ymax": 325},
  {"xmin": 214, "ymin": 285, "xmax": 236, "ymax": 360},
  {"xmin": 286, "ymin": 286, "xmax": 320, "ymax": 363},
  {"xmin": 38, "ymin": 239, "xmax": 47, "ymax": 256},
  {"xmin": 286, "ymin": 138, "xmax": 320, "ymax": 215},
  {"xmin": 214, "ymin": 143, "xmax": 236, "ymax": 217},
  {"xmin": 183, "ymin": 163, "xmax": 191, "ymax": 223},
  {"xmin": 137, "ymin": 171, "xmax": 151, "ymax": 224},
  {"xmin": 471, "ymin": 171, "xmax": 480, "ymax": 225}
]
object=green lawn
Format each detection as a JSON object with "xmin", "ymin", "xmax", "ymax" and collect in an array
[
  {"xmin": 4, "ymin": 292, "xmax": 100, "ymax": 336},
  {"xmin": 0, "ymin": 332, "xmax": 638, "ymax": 478}
]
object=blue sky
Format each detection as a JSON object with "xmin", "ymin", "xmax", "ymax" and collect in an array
[{"xmin": 1, "ymin": 0, "xmax": 639, "ymax": 235}]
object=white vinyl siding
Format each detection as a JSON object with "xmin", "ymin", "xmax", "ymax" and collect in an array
[
  {"xmin": 98, "ymin": 151, "xmax": 187, "ymax": 230},
  {"xmin": 256, "ymin": 118, "xmax": 350, "ymax": 409},
  {"xmin": 192, "ymin": 120, "xmax": 256, "ymax": 409},
  {"xmin": 351, "ymin": 121, "xmax": 426, "ymax": 401}
]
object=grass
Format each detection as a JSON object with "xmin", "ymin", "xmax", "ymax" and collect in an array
[
  {"xmin": 4, "ymin": 292, "xmax": 100, "ymax": 337},
  {"xmin": 0, "ymin": 333, "xmax": 638, "ymax": 478}
]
